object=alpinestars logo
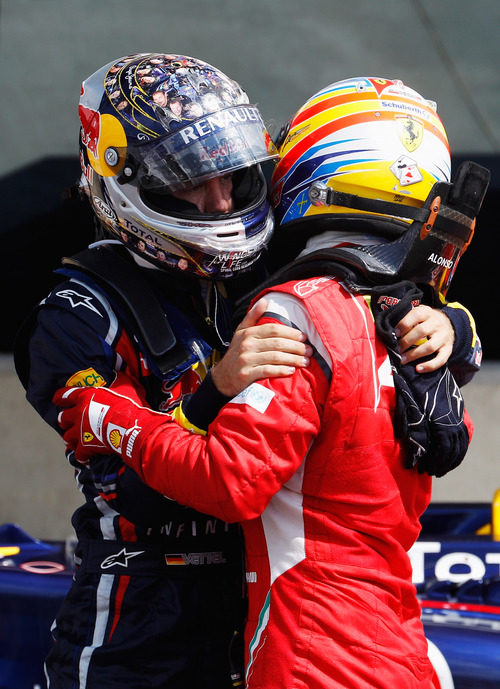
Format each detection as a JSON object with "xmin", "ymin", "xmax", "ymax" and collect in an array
[
  {"xmin": 100, "ymin": 548, "xmax": 145, "ymax": 569},
  {"xmin": 56, "ymin": 289, "xmax": 103, "ymax": 316}
]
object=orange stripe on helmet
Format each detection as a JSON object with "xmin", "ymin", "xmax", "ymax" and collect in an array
[
  {"xmin": 292, "ymin": 90, "xmax": 379, "ymax": 127},
  {"xmin": 276, "ymin": 108, "xmax": 448, "ymax": 182}
]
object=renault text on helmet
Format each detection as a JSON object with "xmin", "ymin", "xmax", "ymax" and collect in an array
[{"xmin": 78, "ymin": 53, "xmax": 278, "ymax": 279}]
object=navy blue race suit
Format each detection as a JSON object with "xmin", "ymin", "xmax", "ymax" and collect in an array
[{"xmin": 15, "ymin": 242, "xmax": 251, "ymax": 689}]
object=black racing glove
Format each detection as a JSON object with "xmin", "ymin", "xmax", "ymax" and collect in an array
[{"xmin": 370, "ymin": 281, "xmax": 469, "ymax": 477}]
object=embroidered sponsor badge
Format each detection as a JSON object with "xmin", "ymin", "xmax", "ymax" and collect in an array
[
  {"xmin": 294, "ymin": 277, "xmax": 331, "ymax": 298},
  {"xmin": 55, "ymin": 289, "xmax": 103, "ymax": 315},
  {"xmin": 87, "ymin": 399, "xmax": 109, "ymax": 442},
  {"xmin": 100, "ymin": 547, "xmax": 145, "ymax": 569},
  {"xmin": 165, "ymin": 554, "xmax": 186, "ymax": 566},
  {"xmin": 83, "ymin": 431, "xmax": 95, "ymax": 444},
  {"xmin": 108, "ymin": 425, "xmax": 125, "ymax": 450},
  {"xmin": 231, "ymin": 382, "xmax": 275, "ymax": 414},
  {"xmin": 65, "ymin": 368, "xmax": 107, "ymax": 388},
  {"xmin": 165, "ymin": 552, "xmax": 227, "ymax": 566}
]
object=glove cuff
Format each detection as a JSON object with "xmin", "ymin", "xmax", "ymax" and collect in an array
[{"xmin": 84, "ymin": 391, "xmax": 168, "ymax": 465}]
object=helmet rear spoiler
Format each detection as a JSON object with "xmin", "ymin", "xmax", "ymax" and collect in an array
[
  {"xmin": 233, "ymin": 161, "xmax": 490, "ymax": 323},
  {"xmin": 307, "ymin": 160, "xmax": 490, "ymax": 296}
]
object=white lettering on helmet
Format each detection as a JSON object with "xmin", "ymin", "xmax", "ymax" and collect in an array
[
  {"xmin": 93, "ymin": 197, "xmax": 118, "ymax": 223},
  {"xmin": 122, "ymin": 218, "xmax": 162, "ymax": 246},
  {"xmin": 179, "ymin": 106, "xmax": 260, "ymax": 145},
  {"xmin": 428, "ymin": 253, "xmax": 454, "ymax": 270}
]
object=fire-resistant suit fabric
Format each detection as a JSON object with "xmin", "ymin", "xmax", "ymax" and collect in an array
[
  {"xmin": 14, "ymin": 245, "xmax": 245, "ymax": 689},
  {"xmin": 111, "ymin": 276, "xmax": 474, "ymax": 688}
]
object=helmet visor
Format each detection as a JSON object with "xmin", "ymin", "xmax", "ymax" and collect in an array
[{"xmin": 135, "ymin": 105, "xmax": 277, "ymax": 191}]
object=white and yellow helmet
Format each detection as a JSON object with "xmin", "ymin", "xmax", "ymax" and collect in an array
[
  {"xmin": 271, "ymin": 76, "xmax": 450, "ymax": 228},
  {"xmin": 270, "ymin": 77, "xmax": 488, "ymax": 295}
]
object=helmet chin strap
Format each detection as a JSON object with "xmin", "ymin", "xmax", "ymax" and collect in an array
[{"xmin": 307, "ymin": 160, "xmax": 490, "ymax": 296}]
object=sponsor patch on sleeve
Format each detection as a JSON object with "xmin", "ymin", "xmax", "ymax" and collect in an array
[
  {"xmin": 65, "ymin": 368, "xmax": 107, "ymax": 388},
  {"xmin": 230, "ymin": 382, "xmax": 275, "ymax": 414}
]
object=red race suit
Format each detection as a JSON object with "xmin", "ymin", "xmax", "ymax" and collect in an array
[{"xmin": 119, "ymin": 276, "xmax": 475, "ymax": 688}]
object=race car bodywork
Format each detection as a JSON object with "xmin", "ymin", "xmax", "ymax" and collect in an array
[
  {"xmin": 1, "ymin": 494, "xmax": 500, "ymax": 689},
  {"xmin": 411, "ymin": 492, "xmax": 500, "ymax": 688},
  {"xmin": 0, "ymin": 524, "xmax": 73, "ymax": 689}
]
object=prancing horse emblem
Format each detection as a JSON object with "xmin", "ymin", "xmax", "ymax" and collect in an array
[{"xmin": 398, "ymin": 116, "xmax": 424, "ymax": 152}]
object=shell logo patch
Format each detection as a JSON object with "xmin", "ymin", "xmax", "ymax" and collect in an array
[{"xmin": 109, "ymin": 428, "xmax": 123, "ymax": 449}]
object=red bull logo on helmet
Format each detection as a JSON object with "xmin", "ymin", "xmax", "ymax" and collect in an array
[
  {"xmin": 78, "ymin": 78, "xmax": 128, "ymax": 178},
  {"xmin": 79, "ymin": 101, "xmax": 101, "ymax": 158}
]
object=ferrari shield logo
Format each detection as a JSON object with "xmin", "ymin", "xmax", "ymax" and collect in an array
[{"xmin": 398, "ymin": 117, "xmax": 423, "ymax": 152}]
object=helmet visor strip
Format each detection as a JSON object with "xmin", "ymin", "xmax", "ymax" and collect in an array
[{"xmin": 135, "ymin": 104, "xmax": 277, "ymax": 192}]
